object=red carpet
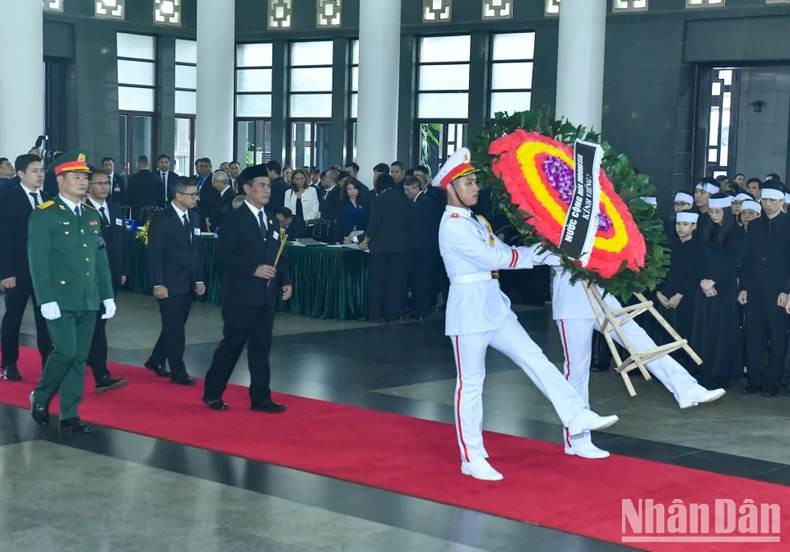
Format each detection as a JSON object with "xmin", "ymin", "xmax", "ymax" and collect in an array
[{"xmin": 2, "ymin": 348, "xmax": 789, "ymax": 550}]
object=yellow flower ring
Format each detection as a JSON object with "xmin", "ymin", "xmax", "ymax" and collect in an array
[{"xmin": 490, "ymin": 130, "xmax": 646, "ymax": 278}]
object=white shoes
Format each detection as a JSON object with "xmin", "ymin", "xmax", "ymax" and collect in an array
[
  {"xmin": 678, "ymin": 385, "xmax": 725, "ymax": 409},
  {"xmin": 565, "ymin": 441, "xmax": 610, "ymax": 459},
  {"xmin": 567, "ymin": 410, "xmax": 619, "ymax": 437},
  {"xmin": 461, "ymin": 457, "xmax": 503, "ymax": 481}
]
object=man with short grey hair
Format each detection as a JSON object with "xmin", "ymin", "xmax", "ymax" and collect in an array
[
  {"xmin": 209, "ymin": 169, "xmax": 236, "ymax": 232},
  {"xmin": 320, "ymin": 170, "xmax": 341, "ymax": 220}
]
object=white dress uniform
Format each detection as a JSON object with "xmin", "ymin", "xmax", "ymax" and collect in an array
[
  {"xmin": 433, "ymin": 148, "xmax": 619, "ymax": 481},
  {"xmin": 550, "ymin": 270, "xmax": 725, "ymax": 458}
]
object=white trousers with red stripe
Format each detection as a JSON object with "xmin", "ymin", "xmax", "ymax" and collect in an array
[
  {"xmin": 557, "ymin": 318, "xmax": 699, "ymax": 449},
  {"xmin": 450, "ymin": 314, "xmax": 589, "ymax": 463}
]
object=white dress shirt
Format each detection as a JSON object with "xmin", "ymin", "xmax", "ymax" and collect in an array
[
  {"xmin": 21, "ymin": 183, "xmax": 43, "ymax": 210},
  {"xmin": 59, "ymin": 194, "xmax": 82, "ymax": 215},
  {"xmin": 245, "ymin": 200, "xmax": 267, "ymax": 230}
]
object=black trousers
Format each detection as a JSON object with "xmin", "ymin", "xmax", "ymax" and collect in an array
[
  {"xmin": 409, "ymin": 246, "xmax": 436, "ymax": 318},
  {"xmin": 368, "ymin": 252, "xmax": 411, "ymax": 321},
  {"xmin": 150, "ymin": 293, "xmax": 193, "ymax": 375},
  {"xmin": 86, "ymin": 308, "xmax": 111, "ymax": 383},
  {"xmin": 1, "ymin": 279, "xmax": 52, "ymax": 368},
  {"xmin": 204, "ymin": 304, "xmax": 275, "ymax": 404},
  {"xmin": 745, "ymin": 294, "xmax": 788, "ymax": 390}
]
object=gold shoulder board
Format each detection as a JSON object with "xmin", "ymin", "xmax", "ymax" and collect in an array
[
  {"xmin": 37, "ymin": 200, "xmax": 55, "ymax": 210},
  {"xmin": 82, "ymin": 202, "xmax": 97, "ymax": 211}
]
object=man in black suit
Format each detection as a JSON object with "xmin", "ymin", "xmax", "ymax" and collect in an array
[
  {"xmin": 203, "ymin": 165, "xmax": 292, "ymax": 412},
  {"xmin": 155, "ymin": 154, "xmax": 179, "ymax": 203},
  {"xmin": 208, "ymin": 170, "xmax": 236, "ymax": 232},
  {"xmin": 390, "ymin": 161, "xmax": 407, "ymax": 194},
  {"xmin": 229, "ymin": 161, "xmax": 242, "ymax": 194},
  {"xmin": 275, "ymin": 207, "xmax": 307, "ymax": 239},
  {"xmin": 266, "ymin": 160, "xmax": 289, "ymax": 214},
  {"xmin": 358, "ymin": 174, "xmax": 416, "ymax": 322},
  {"xmin": 127, "ymin": 156, "xmax": 165, "ymax": 223},
  {"xmin": 145, "ymin": 177, "xmax": 205, "ymax": 385},
  {"xmin": 196, "ymin": 157, "xmax": 216, "ymax": 231},
  {"xmin": 0, "ymin": 154, "xmax": 54, "ymax": 380},
  {"xmin": 84, "ymin": 168, "xmax": 129, "ymax": 393},
  {"xmin": 318, "ymin": 169, "xmax": 342, "ymax": 220},
  {"xmin": 405, "ymin": 176, "xmax": 442, "ymax": 319},
  {"xmin": 103, "ymin": 157, "xmax": 126, "ymax": 205}
]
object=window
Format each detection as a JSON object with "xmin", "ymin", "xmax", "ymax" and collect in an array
[
  {"xmin": 43, "ymin": 0, "xmax": 63, "ymax": 12},
  {"xmin": 96, "ymin": 0, "xmax": 125, "ymax": 19},
  {"xmin": 545, "ymin": 0, "xmax": 560, "ymax": 16},
  {"xmin": 349, "ymin": 39, "xmax": 359, "ymax": 163},
  {"xmin": 235, "ymin": 43, "xmax": 273, "ymax": 167},
  {"xmin": 686, "ymin": 0, "xmax": 723, "ymax": 6},
  {"xmin": 489, "ymin": 33, "xmax": 534, "ymax": 117},
  {"xmin": 117, "ymin": 33, "xmax": 156, "ymax": 113},
  {"xmin": 482, "ymin": 0, "xmax": 513, "ymax": 19},
  {"xmin": 154, "ymin": 0, "xmax": 181, "ymax": 26},
  {"xmin": 417, "ymin": 35, "xmax": 470, "ymax": 173},
  {"xmin": 174, "ymin": 39, "xmax": 196, "ymax": 175},
  {"xmin": 613, "ymin": 0, "xmax": 647, "ymax": 10},
  {"xmin": 706, "ymin": 69, "xmax": 735, "ymax": 172},
  {"xmin": 288, "ymin": 41, "xmax": 333, "ymax": 168}
]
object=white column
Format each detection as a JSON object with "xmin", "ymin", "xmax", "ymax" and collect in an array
[
  {"xmin": 0, "ymin": 0, "xmax": 44, "ymax": 159},
  {"xmin": 357, "ymin": 0, "xmax": 401, "ymax": 179},
  {"xmin": 555, "ymin": 0, "xmax": 607, "ymax": 133},
  {"xmin": 196, "ymin": 0, "xmax": 235, "ymax": 167}
]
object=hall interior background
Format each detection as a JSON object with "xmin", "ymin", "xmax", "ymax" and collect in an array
[{"xmin": 39, "ymin": 0, "xmax": 790, "ymax": 215}]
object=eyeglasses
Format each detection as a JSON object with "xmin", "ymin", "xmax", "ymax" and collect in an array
[{"xmin": 178, "ymin": 192, "xmax": 199, "ymax": 199}]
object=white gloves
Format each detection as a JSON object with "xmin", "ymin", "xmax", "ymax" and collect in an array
[
  {"xmin": 40, "ymin": 302, "xmax": 61, "ymax": 321},
  {"xmin": 102, "ymin": 299, "xmax": 117, "ymax": 320},
  {"xmin": 532, "ymin": 248, "xmax": 562, "ymax": 267}
]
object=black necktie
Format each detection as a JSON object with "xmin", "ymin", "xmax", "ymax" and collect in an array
[
  {"xmin": 183, "ymin": 213, "xmax": 192, "ymax": 242},
  {"xmin": 74, "ymin": 205, "xmax": 81, "ymax": 217},
  {"xmin": 99, "ymin": 206, "xmax": 110, "ymax": 227},
  {"xmin": 29, "ymin": 192, "xmax": 39, "ymax": 207},
  {"xmin": 257, "ymin": 211, "xmax": 267, "ymax": 239}
]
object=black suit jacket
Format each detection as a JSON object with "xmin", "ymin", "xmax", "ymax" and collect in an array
[
  {"xmin": 147, "ymin": 206, "xmax": 205, "ymax": 296},
  {"xmin": 0, "ymin": 185, "xmax": 49, "ymax": 283},
  {"xmin": 414, "ymin": 192, "xmax": 443, "ymax": 249},
  {"xmin": 283, "ymin": 217, "xmax": 307, "ymax": 240},
  {"xmin": 209, "ymin": 187, "xmax": 237, "ymax": 232},
  {"xmin": 319, "ymin": 185, "xmax": 342, "ymax": 220},
  {"xmin": 127, "ymin": 170, "xmax": 165, "ymax": 222},
  {"xmin": 269, "ymin": 176, "xmax": 289, "ymax": 214},
  {"xmin": 215, "ymin": 206, "xmax": 291, "ymax": 308},
  {"xmin": 88, "ymin": 199, "xmax": 129, "ymax": 295},
  {"xmin": 154, "ymin": 170, "xmax": 179, "ymax": 202},
  {"xmin": 197, "ymin": 174, "xmax": 218, "ymax": 230},
  {"xmin": 108, "ymin": 173, "xmax": 127, "ymax": 205},
  {"xmin": 366, "ymin": 190, "xmax": 417, "ymax": 254}
]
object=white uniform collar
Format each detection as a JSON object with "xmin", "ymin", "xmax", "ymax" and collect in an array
[
  {"xmin": 59, "ymin": 194, "xmax": 81, "ymax": 212},
  {"xmin": 446, "ymin": 206, "xmax": 472, "ymax": 219}
]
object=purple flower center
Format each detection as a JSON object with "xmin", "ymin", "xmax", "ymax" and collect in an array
[{"xmin": 542, "ymin": 155, "xmax": 612, "ymax": 232}]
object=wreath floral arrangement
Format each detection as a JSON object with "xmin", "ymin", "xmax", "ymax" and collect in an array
[
  {"xmin": 471, "ymin": 107, "xmax": 668, "ymax": 299},
  {"xmin": 135, "ymin": 221, "xmax": 150, "ymax": 247}
]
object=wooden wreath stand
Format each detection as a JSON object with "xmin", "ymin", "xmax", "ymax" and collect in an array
[{"xmin": 582, "ymin": 282, "xmax": 703, "ymax": 397}]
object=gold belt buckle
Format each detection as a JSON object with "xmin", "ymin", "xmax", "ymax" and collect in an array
[{"xmin": 491, "ymin": 271, "xmax": 500, "ymax": 280}]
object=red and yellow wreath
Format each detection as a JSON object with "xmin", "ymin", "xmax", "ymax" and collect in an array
[{"xmin": 490, "ymin": 130, "xmax": 645, "ymax": 279}]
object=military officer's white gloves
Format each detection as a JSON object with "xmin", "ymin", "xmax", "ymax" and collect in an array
[
  {"xmin": 532, "ymin": 248, "xmax": 562, "ymax": 267},
  {"xmin": 40, "ymin": 302, "xmax": 61, "ymax": 321},
  {"xmin": 101, "ymin": 299, "xmax": 117, "ymax": 320}
]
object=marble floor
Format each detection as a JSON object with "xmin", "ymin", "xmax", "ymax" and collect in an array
[{"xmin": 1, "ymin": 290, "xmax": 789, "ymax": 551}]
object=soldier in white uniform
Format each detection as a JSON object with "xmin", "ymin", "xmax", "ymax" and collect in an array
[
  {"xmin": 434, "ymin": 148, "xmax": 619, "ymax": 482},
  {"xmin": 551, "ymin": 271, "xmax": 726, "ymax": 459}
]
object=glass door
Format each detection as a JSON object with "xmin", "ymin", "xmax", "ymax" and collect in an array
[{"xmin": 119, "ymin": 113, "xmax": 153, "ymax": 176}]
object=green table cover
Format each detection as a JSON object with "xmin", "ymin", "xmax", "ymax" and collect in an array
[{"xmin": 125, "ymin": 236, "xmax": 370, "ymax": 320}]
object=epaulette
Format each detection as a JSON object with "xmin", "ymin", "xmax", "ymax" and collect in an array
[
  {"xmin": 37, "ymin": 200, "xmax": 55, "ymax": 210},
  {"xmin": 450, "ymin": 212, "xmax": 460, "ymax": 218},
  {"xmin": 82, "ymin": 202, "xmax": 97, "ymax": 211}
]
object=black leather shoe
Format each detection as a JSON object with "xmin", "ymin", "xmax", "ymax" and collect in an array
[
  {"xmin": 170, "ymin": 373, "xmax": 197, "ymax": 386},
  {"xmin": 742, "ymin": 383, "xmax": 760, "ymax": 395},
  {"xmin": 30, "ymin": 393, "xmax": 49, "ymax": 427},
  {"xmin": 762, "ymin": 387, "xmax": 778, "ymax": 398},
  {"xmin": 145, "ymin": 359, "xmax": 170, "ymax": 378},
  {"xmin": 59, "ymin": 417, "xmax": 92, "ymax": 433},
  {"xmin": 2, "ymin": 364, "xmax": 22, "ymax": 381},
  {"xmin": 95, "ymin": 375, "xmax": 127, "ymax": 394},
  {"xmin": 203, "ymin": 397, "xmax": 228, "ymax": 411},
  {"xmin": 250, "ymin": 400, "xmax": 286, "ymax": 413}
]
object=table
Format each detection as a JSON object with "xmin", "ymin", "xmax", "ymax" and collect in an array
[{"xmin": 126, "ymin": 236, "xmax": 370, "ymax": 320}]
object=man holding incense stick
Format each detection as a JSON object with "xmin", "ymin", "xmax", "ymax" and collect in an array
[{"xmin": 203, "ymin": 164, "xmax": 292, "ymax": 413}]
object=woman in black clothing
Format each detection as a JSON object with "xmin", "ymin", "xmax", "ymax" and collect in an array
[
  {"xmin": 691, "ymin": 193, "xmax": 746, "ymax": 389},
  {"xmin": 336, "ymin": 178, "xmax": 369, "ymax": 243}
]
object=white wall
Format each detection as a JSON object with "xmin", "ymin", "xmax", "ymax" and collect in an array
[{"xmin": 736, "ymin": 67, "xmax": 790, "ymax": 181}]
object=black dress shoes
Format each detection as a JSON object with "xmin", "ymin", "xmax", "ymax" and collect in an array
[
  {"xmin": 59, "ymin": 417, "xmax": 92, "ymax": 433},
  {"xmin": 2, "ymin": 364, "xmax": 22, "ymax": 381},
  {"xmin": 144, "ymin": 359, "xmax": 170, "ymax": 378},
  {"xmin": 250, "ymin": 399, "xmax": 286, "ymax": 413},
  {"xmin": 762, "ymin": 387, "xmax": 778, "ymax": 398},
  {"xmin": 170, "ymin": 373, "xmax": 197, "ymax": 386},
  {"xmin": 95, "ymin": 375, "xmax": 128, "ymax": 394},
  {"xmin": 30, "ymin": 393, "xmax": 50, "ymax": 427},
  {"xmin": 742, "ymin": 383, "xmax": 761, "ymax": 395},
  {"xmin": 203, "ymin": 397, "xmax": 228, "ymax": 411}
]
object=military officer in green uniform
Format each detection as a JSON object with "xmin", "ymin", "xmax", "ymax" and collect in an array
[{"xmin": 28, "ymin": 148, "xmax": 116, "ymax": 433}]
